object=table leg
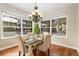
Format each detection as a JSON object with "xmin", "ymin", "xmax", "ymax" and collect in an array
[{"xmin": 28, "ymin": 46, "xmax": 34, "ymax": 56}]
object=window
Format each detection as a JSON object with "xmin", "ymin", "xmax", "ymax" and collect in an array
[
  {"xmin": 41, "ymin": 20, "xmax": 50, "ymax": 33},
  {"xmin": 22, "ymin": 20, "xmax": 32, "ymax": 35},
  {"xmin": 51, "ymin": 17, "xmax": 66, "ymax": 36},
  {"xmin": 2, "ymin": 12, "xmax": 33, "ymax": 38},
  {"xmin": 2, "ymin": 14, "xmax": 18, "ymax": 37}
]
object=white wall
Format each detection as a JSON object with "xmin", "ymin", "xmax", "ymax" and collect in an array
[
  {"xmin": 0, "ymin": 37, "xmax": 18, "ymax": 50},
  {"xmin": 0, "ymin": 4, "xmax": 28, "ymax": 17},
  {"xmin": 51, "ymin": 4, "xmax": 78, "ymax": 49},
  {"xmin": 77, "ymin": 4, "xmax": 79, "ymax": 52},
  {"xmin": 0, "ymin": 4, "xmax": 28, "ymax": 50}
]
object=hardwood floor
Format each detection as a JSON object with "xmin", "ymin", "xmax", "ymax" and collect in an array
[
  {"xmin": 0, "ymin": 46, "xmax": 19, "ymax": 56},
  {"xmin": 0, "ymin": 44, "xmax": 78, "ymax": 56},
  {"xmin": 50, "ymin": 44, "xmax": 78, "ymax": 56}
]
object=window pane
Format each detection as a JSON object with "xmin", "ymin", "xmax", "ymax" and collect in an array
[{"xmin": 2, "ymin": 14, "xmax": 18, "ymax": 37}]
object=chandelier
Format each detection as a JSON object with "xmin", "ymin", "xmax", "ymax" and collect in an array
[{"xmin": 29, "ymin": 4, "xmax": 43, "ymax": 22}]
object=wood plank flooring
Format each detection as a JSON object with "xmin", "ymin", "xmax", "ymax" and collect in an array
[
  {"xmin": 0, "ymin": 46, "xmax": 19, "ymax": 56},
  {"xmin": 50, "ymin": 44, "xmax": 78, "ymax": 56},
  {"xmin": 0, "ymin": 44, "xmax": 78, "ymax": 56}
]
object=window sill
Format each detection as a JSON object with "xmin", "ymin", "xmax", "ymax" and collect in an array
[
  {"xmin": 2, "ymin": 36, "xmax": 16, "ymax": 39},
  {"xmin": 52, "ymin": 35, "xmax": 67, "ymax": 38}
]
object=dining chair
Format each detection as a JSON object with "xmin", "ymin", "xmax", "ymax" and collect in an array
[
  {"xmin": 16, "ymin": 35, "xmax": 29, "ymax": 56},
  {"xmin": 37, "ymin": 34, "xmax": 51, "ymax": 56}
]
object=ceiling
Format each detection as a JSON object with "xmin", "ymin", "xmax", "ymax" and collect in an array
[{"xmin": 7, "ymin": 3, "xmax": 73, "ymax": 16}]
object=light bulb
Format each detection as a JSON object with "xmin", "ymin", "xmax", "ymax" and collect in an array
[
  {"xmin": 38, "ymin": 12, "xmax": 41, "ymax": 15},
  {"xmin": 41, "ymin": 15, "xmax": 43, "ymax": 17},
  {"xmin": 29, "ymin": 14, "xmax": 32, "ymax": 17},
  {"xmin": 32, "ymin": 11, "xmax": 35, "ymax": 15},
  {"xmin": 35, "ymin": 10, "xmax": 39, "ymax": 12}
]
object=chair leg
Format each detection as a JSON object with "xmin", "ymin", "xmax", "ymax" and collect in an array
[
  {"xmin": 42, "ymin": 52, "xmax": 45, "ymax": 56},
  {"xmin": 19, "ymin": 51, "xmax": 21, "ymax": 56},
  {"xmin": 40, "ymin": 51, "xmax": 43, "ymax": 56},
  {"xmin": 36, "ymin": 48, "xmax": 39, "ymax": 56},
  {"xmin": 23, "ymin": 53, "xmax": 25, "ymax": 56},
  {"xmin": 34, "ymin": 47, "xmax": 37, "ymax": 56},
  {"xmin": 48, "ymin": 48, "xmax": 50, "ymax": 56},
  {"xmin": 19, "ymin": 51, "xmax": 25, "ymax": 56},
  {"xmin": 36, "ymin": 48, "xmax": 42, "ymax": 56},
  {"xmin": 41, "ymin": 51, "xmax": 45, "ymax": 56}
]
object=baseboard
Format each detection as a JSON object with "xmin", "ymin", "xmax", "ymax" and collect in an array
[
  {"xmin": 0, "ymin": 44, "xmax": 18, "ymax": 51},
  {"xmin": 51, "ymin": 42, "xmax": 78, "ymax": 50}
]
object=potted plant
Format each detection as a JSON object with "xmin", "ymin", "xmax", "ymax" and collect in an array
[{"xmin": 34, "ymin": 24, "xmax": 40, "ymax": 37}]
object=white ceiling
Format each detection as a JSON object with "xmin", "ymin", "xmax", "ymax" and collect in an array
[{"xmin": 7, "ymin": 3, "xmax": 73, "ymax": 16}]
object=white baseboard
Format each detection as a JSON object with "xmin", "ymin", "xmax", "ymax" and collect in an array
[
  {"xmin": 51, "ymin": 42, "xmax": 78, "ymax": 50},
  {"xmin": 0, "ymin": 44, "xmax": 18, "ymax": 51},
  {"xmin": 77, "ymin": 49, "xmax": 79, "ymax": 55}
]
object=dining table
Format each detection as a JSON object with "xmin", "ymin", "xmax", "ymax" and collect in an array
[{"xmin": 24, "ymin": 37, "xmax": 43, "ymax": 56}]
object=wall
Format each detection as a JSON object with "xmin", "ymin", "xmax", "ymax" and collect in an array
[
  {"xmin": 0, "ymin": 4, "xmax": 28, "ymax": 17},
  {"xmin": 77, "ymin": 4, "xmax": 79, "ymax": 52},
  {"xmin": 0, "ymin": 37, "xmax": 18, "ymax": 50},
  {"xmin": 0, "ymin": 4, "xmax": 28, "ymax": 50},
  {"xmin": 51, "ymin": 4, "xmax": 78, "ymax": 49}
]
